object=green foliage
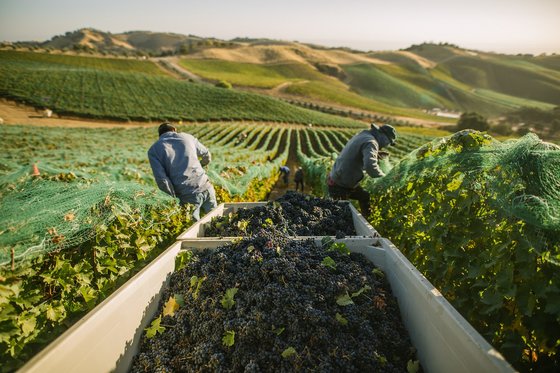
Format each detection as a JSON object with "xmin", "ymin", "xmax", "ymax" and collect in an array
[
  {"xmin": 0, "ymin": 50, "xmax": 166, "ymax": 75},
  {"xmin": 327, "ymin": 242, "xmax": 351, "ymax": 256},
  {"xmin": 351, "ymin": 285, "xmax": 371, "ymax": 298},
  {"xmin": 336, "ymin": 286, "xmax": 371, "ymax": 306},
  {"xmin": 321, "ymin": 256, "xmax": 337, "ymax": 270},
  {"xmin": 504, "ymin": 106, "xmax": 560, "ymax": 137},
  {"xmin": 281, "ymin": 346, "xmax": 297, "ymax": 358},
  {"xmin": 407, "ymin": 359, "xmax": 421, "ymax": 373},
  {"xmin": 215, "ymin": 80, "xmax": 232, "ymax": 89},
  {"xmin": 145, "ymin": 316, "xmax": 165, "ymax": 339},
  {"xmin": 335, "ymin": 312, "xmax": 348, "ymax": 325},
  {"xmin": 220, "ymin": 287, "xmax": 238, "ymax": 310},
  {"xmin": 179, "ymin": 59, "xmax": 330, "ymax": 89},
  {"xmin": 236, "ymin": 220, "xmax": 249, "ymax": 233},
  {"xmin": 336, "ymin": 292, "xmax": 354, "ymax": 306},
  {"xmin": 439, "ymin": 55, "xmax": 560, "ymax": 106},
  {"xmin": 189, "ymin": 276, "xmax": 206, "ymax": 300},
  {"xmin": 457, "ymin": 112, "xmax": 490, "ymax": 131},
  {"xmin": 0, "ymin": 201, "xmax": 189, "ymax": 371},
  {"xmin": 0, "ymin": 51, "xmax": 362, "ymax": 128},
  {"xmin": 367, "ymin": 131, "xmax": 560, "ymax": 371},
  {"xmin": 175, "ymin": 251, "xmax": 194, "ymax": 272},
  {"xmin": 272, "ymin": 326, "xmax": 285, "ymax": 335},
  {"xmin": 222, "ymin": 330, "xmax": 235, "ymax": 347},
  {"xmin": 343, "ymin": 63, "xmax": 446, "ymax": 109}
]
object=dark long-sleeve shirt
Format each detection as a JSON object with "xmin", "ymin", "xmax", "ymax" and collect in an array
[
  {"xmin": 329, "ymin": 129, "xmax": 386, "ymax": 188},
  {"xmin": 148, "ymin": 132, "xmax": 212, "ymax": 203}
]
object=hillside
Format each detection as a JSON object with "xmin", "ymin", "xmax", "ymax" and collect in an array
[
  {"xmin": 179, "ymin": 42, "xmax": 558, "ymax": 117},
  {"xmin": 0, "ymin": 50, "xmax": 363, "ymax": 128},
  {"xmin": 2, "ymin": 29, "xmax": 559, "ymax": 122}
]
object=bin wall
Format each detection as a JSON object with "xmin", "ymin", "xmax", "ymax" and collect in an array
[
  {"xmin": 20, "ymin": 202, "xmax": 514, "ymax": 373},
  {"xmin": 353, "ymin": 239, "xmax": 514, "ymax": 373}
]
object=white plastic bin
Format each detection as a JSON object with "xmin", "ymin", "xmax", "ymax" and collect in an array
[
  {"xmin": 177, "ymin": 201, "xmax": 379, "ymax": 239},
  {"xmin": 19, "ymin": 203, "xmax": 515, "ymax": 373}
]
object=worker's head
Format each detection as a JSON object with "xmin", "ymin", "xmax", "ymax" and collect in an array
[
  {"xmin": 371, "ymin": 123, "xmax": 397, "ymax": 148},
  {"xmin": 379, "ymin": 124, "xmax": 397, "ymax": 146},
  {"xmin": 158, "ymin": 122, "xmax": 177, "ymax": 136}
]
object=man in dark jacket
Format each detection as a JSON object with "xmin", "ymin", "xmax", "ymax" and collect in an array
[
  {"xmin": 148, "ymin": 123, "xmax": 217, "ymax": 220},
  {"xmin": 294, "ymin": 167, "xmax": 304, "ymax": 192},
  {"xmin": 327, "ymin": 123, "xmax": 397, "ymax": 217}
]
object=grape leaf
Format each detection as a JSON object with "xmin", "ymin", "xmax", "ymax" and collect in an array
[
  {"xmin": 175, "ymin": 251, "xmax": 193, "ymax": 271},
  {"xmin": 321, "ymin": 256, "xmax": 336, "ymax": 270},
  {"xmin": 374, "ymin": 351, "xmax": 388, "ymax": 365},
  {"xmin": 145, "ymin": 316, "xmax": 165, "ymax": 339},
  {"xmin": 221, "ymin": 287, "xmax": 238, "ymax": 310},
  {"xmin": 281, "ymin": 347, "xmax": 297, "ymax": 358},
  {"xmin": 272, "ymin": 326, "xmax": 285, "ymax": 335},
  {"xmin": 371, "ymin": 268, "xmax": 385, "ymax": 278},
  {"xmin": 351, "ymin": 285, "xmax": 371, "ymax": 298},
  {"xmin": 190, "ymin": 276, "xmax": 206, "ymax": 300},
  {"xmin": 46, "ymin": 304, "xmax": 65, "ymax": 322},
  {"xmin": 335, "ymin": 313, "xmax": 348, "ymax": 325},
  {"xmin": 336, "ymin": 292, "xmax": 354, "ymax": 306},
  {"xmin": 330, "ymin": 242, "xmax": 350, "ymax": 255},
  {"xmin": 222, "ymin": 330, "xmax": 235, "ymax": 347},
  {"xmin": 20, "ymin": 316, "xmax": 37, "ymax": 336},
  {"xmin": 174, "ymin": 294, "xmax": 185, "ymax": 307},
  {"xmin": 407, "ymin": 359, "xmax": 420, "ymax": 373},
  {"xmin": 163, "ymin": 296, "xmax": 180, "ymax": 317}
]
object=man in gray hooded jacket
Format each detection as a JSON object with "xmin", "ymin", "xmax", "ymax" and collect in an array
[
  {"xmin": 327, "ymin": 123, "xmax": 397, "ymax": 217},
  {"xmin": 148, "ymin": 123, "xmax": 217, "ymax": 221}
]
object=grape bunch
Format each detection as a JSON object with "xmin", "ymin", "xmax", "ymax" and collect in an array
[
  {"xmin": 130, "ymin": 228, "xmax": 419, "ymax": 372},
  {"xmin": 205, "ymin": 191, "xmax": 356, "ymax": 237}
]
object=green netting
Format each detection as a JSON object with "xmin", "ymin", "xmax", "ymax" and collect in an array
[
  {"xmin": 365, "ymin": 130, "xmax": 560, "ymax": 262},
  {"xmin": 0, "ymin": 123, "xmax": 291, "ymax": 267},
  {"xmin": 0, "ymin": 172, "xmax": 180, "ymax": 267}
]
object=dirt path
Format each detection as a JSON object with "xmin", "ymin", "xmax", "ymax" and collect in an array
[
  {"xmin": 0, "ymin": 99, "xmax": 156, "ymax": 128},
  {"xmin": 267, "ymin": 131, "xmax": 304, "ymax": 200},
  {"xmin": 269, "ymin": 80, "xmax": 308, "ymax": 95},
  {"xmin": 153, "ymin": 57, "xmax": 204, "ymax": 82}
]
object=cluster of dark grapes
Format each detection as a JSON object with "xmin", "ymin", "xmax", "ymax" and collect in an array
[
  {"xmin": 130, "ymin": 227, "xmax": 419, "ymax": 372},
  {"xmin": 205, "ymin": 191, "xmax": 356, "ymax": 237}
]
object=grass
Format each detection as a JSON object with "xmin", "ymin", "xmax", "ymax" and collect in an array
[
  {"xmin": 395, "ymin": 125, "xmax": 453, "ymax": 137},
  {"xmin": 178, "ymin": 59, "xmax": 329, "ymax": 88},
  {"xmin": 440, "ymin": 55, "xmax": 560, "ymax": 105},
  {"xmin": 342, "ymin": 63, "xmax": 448, "ymax": 108},
  {"xmin": 3, "ymin": 48, "xmax": 557, "ymax": 127},
  {"xmin": 0, "ymin": 50, "xmax": 166, "ymax": 75},
  {"xmin": 283, "ymin": 80, "xmax": 452, "ymax": 122},
  {"xmin": 0, "ymin": 51, "xmax": 363, "ymax": 127},
  {"xmin": 403, "ymin": 44, "xmax": 461, "ymax": 63},
  {"xmin": 179, "ymin": 58, "xmax": 453, "ymax": 122},
  {"xmin": 427, "ymin": 66, "xmax": 552, "ymax": 115}
]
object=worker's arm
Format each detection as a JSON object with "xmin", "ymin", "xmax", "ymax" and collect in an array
[
  {"xmin": 362, "ymin": 141, "xmax": 385, "ymax": 178},
  {"xmin": 195, "ymin": 139, "xmax": 211, "ymax": 167},
  {"xmin": 148, "ymin": 150, "xmax": 176, "ymax": 197}
]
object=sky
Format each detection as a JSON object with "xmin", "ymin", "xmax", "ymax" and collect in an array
[{"xmin": 0, "ymin": 0, "xmax": 559, "ymax": 54}]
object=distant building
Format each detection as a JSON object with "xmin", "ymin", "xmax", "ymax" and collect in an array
[{"xmin": 425, "ymin": 108, "xmax": 461, "ymax": 119}]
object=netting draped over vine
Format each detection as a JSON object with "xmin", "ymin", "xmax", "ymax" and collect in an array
[
  {"xmin": 366, "ymin": 131, "xmax": 560, "ymax": 262},
  {"xmin": 0, "ymin": 174, "xmax": 180, "ymax": 266}
]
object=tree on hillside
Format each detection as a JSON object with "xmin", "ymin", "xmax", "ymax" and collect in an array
[{"xmin": 456, "ymin": 112, "xmax": 490, "ymax": 131}]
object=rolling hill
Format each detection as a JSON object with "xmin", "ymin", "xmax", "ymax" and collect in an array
[
  {"xmin": 2, "ymin": 29, "xmax": 559, "ymax": 122},
  {"xmin": 178, "ymin": 42, "xmax": 558, "ymax": 117}
]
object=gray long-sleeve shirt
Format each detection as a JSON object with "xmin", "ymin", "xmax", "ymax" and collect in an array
[
  {"xmin": 329, "ymin": 128, "xmax": 387, "ymax": 188},
  {"xmin": 148, "ymin": 132, "xmax": 212, "ymax": 203}
]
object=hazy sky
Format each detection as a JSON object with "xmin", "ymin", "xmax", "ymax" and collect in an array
[{"xmin": 1, "ymin": 0, "xmax": 559, "ymax": 54}]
